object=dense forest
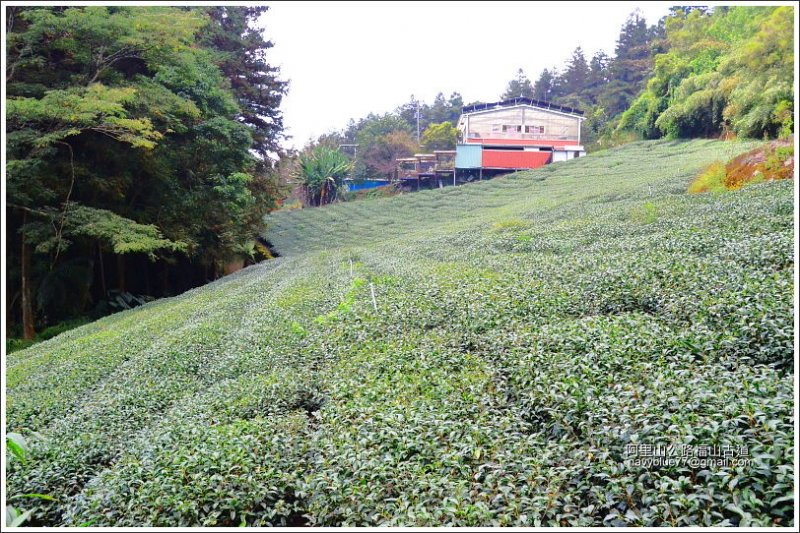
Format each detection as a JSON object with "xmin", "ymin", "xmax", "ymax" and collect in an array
[
  {"xmin": 291, "ymin": 6, "xmax": 793, "ymax": 199},
  {"xmin": 6, "ymin": 6, "xmax": 287, "ymax": 342},
  {"xmin": 618, "ymin": 6, "xmax": 794, "ymax": 140}
]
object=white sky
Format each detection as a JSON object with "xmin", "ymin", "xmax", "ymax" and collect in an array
[{"xmin": 262, "ymin": 1, "xmax": 674, "ymax": 149}]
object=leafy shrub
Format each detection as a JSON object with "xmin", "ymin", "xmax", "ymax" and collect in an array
[
  {"xmin": 6, "ymin": 338, "xmax": 36, "ymax": 354},
  {"xmin": 5, "ymin": 317, "xmax": 93, "ymax": 354},
  {"xmin": 688, "ymin": 161, "xmax": 727, "ymax": 193}
]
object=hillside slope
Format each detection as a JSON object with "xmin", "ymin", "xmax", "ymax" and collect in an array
[{"xmin": 7, "ymin": 140, "xmax": 794, "ymax": 527}]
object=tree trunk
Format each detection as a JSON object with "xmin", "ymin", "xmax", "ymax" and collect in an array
[
  {"xmin": 21, "ymin": 216, "xmax": 36, "ymax": 340},
  {"xmin": 116, "ymin": 254, "xmax": 125, "ymax": 291},
  {"xmin": 143, "ymin": 258, "xmax": 151, "ymax": 296},
  {"xmin": 7, "ymin": 291, "xmax": 20, "ymax": 333},
  {"xmin": 98, "ymin": 243, "xmax": 107, "ymax": 295},
  {"xmin": 162, "ymin": 262, "xmax": 169, "ymax": 295}
]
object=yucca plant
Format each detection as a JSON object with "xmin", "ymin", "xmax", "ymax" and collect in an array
[{"xmin": 294, "ymin": 146, "xmax": 353, "ymax": 206}]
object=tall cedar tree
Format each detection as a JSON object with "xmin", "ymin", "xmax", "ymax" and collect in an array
[
  {"xmin": 200, "ymin": 6, "xmax": 288, "ymax": 160},
  {"xmin": 501, "ymin": 68, "xmax": 535, "ymax": 100},
  {"xmin": 561, "ymin": 47, "xmax": 590, "ymax": 96},
  {"xmin": 533, "ymin": 69, "xmax": 557, "ymax": 101}
]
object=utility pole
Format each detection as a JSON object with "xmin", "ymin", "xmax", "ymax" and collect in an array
[
  {"xmin": 416, "ymin": 100, "xmax": 420, "ymax": 143},
  {"xmin": 338, "ymin": 143, "xmax": 358, "ymax": 159},
  {"xmin": 338, "ymin": 143, "xmax": 358, "ymax": 178}
]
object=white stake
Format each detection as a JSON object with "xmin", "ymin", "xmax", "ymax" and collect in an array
[{"xmin": 369, "ymin": 282, "xmax": 378, "ymax": 312}]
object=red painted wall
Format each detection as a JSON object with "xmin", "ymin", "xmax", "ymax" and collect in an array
[{"xmin": 481, "ymin": 150, "xmax": 552, "ymax": 169}]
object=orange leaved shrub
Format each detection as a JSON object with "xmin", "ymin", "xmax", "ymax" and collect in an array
[{"xmin": 689, "ymin": 140, "xmax": 794, "ymax": 193}]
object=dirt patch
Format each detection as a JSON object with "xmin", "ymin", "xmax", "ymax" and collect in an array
[
  {"xmin": 688, "ymin": 139, "xmax": 794, "ymax": 193},
  {"xmin": 725, "ymin": 139, "xmax": 794, "ymax": 189}
]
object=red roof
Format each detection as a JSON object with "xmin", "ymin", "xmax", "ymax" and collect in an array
[{"xmin": 465, "ymin": 138, "xmax": 580, "ymax": 148}]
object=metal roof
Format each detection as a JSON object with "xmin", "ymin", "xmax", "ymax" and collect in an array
[{"xmin": 462, "ymin": 97, "xmax": 584, "ymax": 117}]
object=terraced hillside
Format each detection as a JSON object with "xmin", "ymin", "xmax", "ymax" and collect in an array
[{"xmin": 6, "ymin": 140, "xmax": 794, "ymax": 526}]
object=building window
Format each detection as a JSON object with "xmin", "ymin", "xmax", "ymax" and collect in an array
[
  {"xmin": 502, "ymin": 125, "xmax": 522, "ymax": 133},
  {"xmin": 525, "ymin": 125, "xmax": 545, "ymax": 134}
]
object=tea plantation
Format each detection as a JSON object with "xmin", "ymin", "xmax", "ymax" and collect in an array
[{"xmin": 5, "ymin": 140, "xmax": 794, "ymax": 526}]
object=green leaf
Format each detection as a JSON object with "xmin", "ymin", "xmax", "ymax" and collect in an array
[
  {"xmin": 11, "ymin": 493, "xmax": 57, "ymax": 502},
  {"xmin": 6, "ymin": 433, "xmax": 27, "ymax": 463},
  {"xmin": 7, "ymin": 508, "xmax": 34, "ymax": 527}
]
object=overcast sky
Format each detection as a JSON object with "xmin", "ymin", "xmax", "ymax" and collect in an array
[{"xmin": 261, "ymin": 1, "xmax": 674, "ymax": 149}]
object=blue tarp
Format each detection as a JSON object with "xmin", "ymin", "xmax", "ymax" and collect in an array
[{"xmin": 346, "ymin": 180, "xmax": 390, "ymax": 191}]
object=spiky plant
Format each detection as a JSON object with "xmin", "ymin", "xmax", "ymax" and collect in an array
[{"xmin": 294, "ymin": 146, "xmax": 353, "ymax": 206}]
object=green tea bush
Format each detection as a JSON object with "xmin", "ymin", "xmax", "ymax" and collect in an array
[{"xmin": 6, "ymin": 139, "xmax": 793, "ymax": 526}]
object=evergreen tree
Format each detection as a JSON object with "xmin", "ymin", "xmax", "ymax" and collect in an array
[
  {"xmin": 561, "ymin": 47, "xmax": 590, "ymax": 96},
  {"xmin": 201, "ymin": 6, "xmax": 288, "ymax": 159},
  {"xmin": 585, "ymin": 51, "xmax": 610, "ymax": 102},
  {"xmin": 395, "ymin": 95, "xmax": 429, "ymax": 140},
  {"xmin": 446, "ymin": 92, "xmax": 464, "ymax": 125},
  {"xmin": 501, "ymin": 68, "xmax": 535, "ymax": 99},
  {"xmin": 604, "ymin": 10, "xmax": 658, "ymax": 115},
  {"xmin": 428, "ymin": 92, "xmax": 450, "ymax": 124},
  {"xmin": 533, "ymin": 69, "xmax": 557, "ymax": 101}
]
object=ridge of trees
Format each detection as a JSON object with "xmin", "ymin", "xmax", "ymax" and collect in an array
[
  {"xmin": 618, "ymin": 6, "xmax": 794, "ymax": 140},
  {"xmin": 301, "ymin": 6, "xmax": 792, "ymax": 187}
]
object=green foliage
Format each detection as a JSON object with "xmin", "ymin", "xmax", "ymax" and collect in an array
[
  {"xmin": 5, "ymin": 432, "xmax": 53, "ymax": 526},
  {"xmin": 295, "ymin": 146, "xmax": 354, "ymax": 206},
  {"xmin": 532, "ymin": 68, "xmax": 558, "ymax": 100},
  {"xmin": 526, "ymin": 12, "xmax": 661, "ymax": 147},
  {"xmin": 421, "ymin": 122, "xmax": 458, "ymax": 151},
  {"xmin": 6, "ymin": 5, "xmax": 285, "ymax": 332},
  {"xmin": 7, "ymin": 84, "xmax": 162, "ymax": 149},
  {"xmin": 7, "ymin": 433, "xmax": 28, "ymax": 463},
  {"xmin": 628, "ymin": 201, "xmax": 658, "ymax": 224},
  {"xmin": 319, "ymin": 92, "xmax": 462, "ymax": 182},
  {"xmin": 39, "ymin": 318, "xmax": 94, "ymax": 342},
  {"xmin": 501, "ymin": 68, "xmax": 535, "ymax": 99},
  {"xmin": 68, "ymin": 205, "xmax": 187, "ymax": 256},
  {"xmin": 619, "ymin": 6, "xmax": 794, "ymax": 140},
  {"xmin": 357, "ymin": 130, "xmax": 419, "ymax": 180},
  {"xmin": 7, "ymin": 140, "xmax": 793, "ymax": 526},
  {"xmin": 19, "ymin": 204, "xmax": 184, "ymax": 258},
  {"xmin": 6, "ymin": 338, "xmax": 37, "ymax": 355},
  {"xmin": 355, "ymin": 114, "xmax": 414, "ymax": 145},
  {"xmin": 688, "ymin": 161, "xmax": 727, "ymax": 193},
  {"xmin": 199, "ymin": 6, "xmax": 288, "ymax": 156}
]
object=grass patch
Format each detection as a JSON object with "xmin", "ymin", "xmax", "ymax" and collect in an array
[{"xmin": 688, "ymin": 160, "xmax": 727, "ymax": 193}]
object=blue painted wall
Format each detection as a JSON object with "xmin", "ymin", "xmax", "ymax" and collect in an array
[{"xmin": 455, "ymin": 144, "xmax": 482, "ymax": 168}]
